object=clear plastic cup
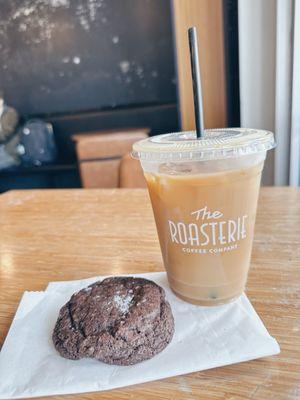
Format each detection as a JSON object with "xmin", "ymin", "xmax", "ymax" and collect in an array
[{"xmin": 132, "ymin": 129, "xmax": 275, "ymax": 306}]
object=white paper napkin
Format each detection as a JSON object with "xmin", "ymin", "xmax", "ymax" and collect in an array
[{"xmin": 0, "ymin": 272, "xmax": 280, "ymax": 399}]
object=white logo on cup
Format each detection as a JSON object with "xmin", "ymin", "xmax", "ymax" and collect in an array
[{"xmin": 168, "ymin": 206, "xmax": 247, "ymax": 250}]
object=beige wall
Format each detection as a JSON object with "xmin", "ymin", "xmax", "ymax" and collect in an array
[{"xmin": 238, "ymin": 0, "xmax": 277, "ymax": 185}]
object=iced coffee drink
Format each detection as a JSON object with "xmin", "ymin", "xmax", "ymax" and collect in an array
[{"xmin": 132, "ymin": 129, "xmax": 275, "ymax": 306}]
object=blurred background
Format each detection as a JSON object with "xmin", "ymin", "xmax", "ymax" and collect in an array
[{"xmin": 0, "ymin": 0, "xmax": 299, "ymax": 192}]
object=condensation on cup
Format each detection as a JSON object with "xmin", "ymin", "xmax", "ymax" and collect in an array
[{"xmin": 132, "ymin": 129, "xmax": 276, "ymax": 306}]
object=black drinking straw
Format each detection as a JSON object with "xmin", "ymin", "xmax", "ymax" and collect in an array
[{"xmin": 188, "ymin": 27, "xmax": 204, "ymax": 138}]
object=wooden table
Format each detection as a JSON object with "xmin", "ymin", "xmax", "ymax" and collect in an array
[{"xmin": 1, "ymin": 188, "xmax": 300, "ymax": 399}]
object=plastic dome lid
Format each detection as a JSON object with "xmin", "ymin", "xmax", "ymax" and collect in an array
[{"xmin": 132, "ymin": 128, "xmax": 275, "ymax": 162}]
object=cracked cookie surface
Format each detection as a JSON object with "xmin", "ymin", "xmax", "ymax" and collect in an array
[{"xmin": 52, "ymin": 277, "xmax": 175, "ymax": 365}]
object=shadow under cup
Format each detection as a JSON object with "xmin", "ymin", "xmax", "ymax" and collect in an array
[{"xmin": 132, "ymin": 129, "xmax": 276, "ymax": 306}]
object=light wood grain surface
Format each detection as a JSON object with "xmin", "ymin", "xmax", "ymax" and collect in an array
[
  {"xmin": 172, "ymin": 0, "xmax": 227, "ymax": 130},
  {"xmin": 0, "ymin": 188, "xmax": 300, "ymax": 399}
]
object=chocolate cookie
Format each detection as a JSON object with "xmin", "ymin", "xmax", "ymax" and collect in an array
[{"xmin": 52, "ymin": 277, "xmax": 175, "ymax": 365}]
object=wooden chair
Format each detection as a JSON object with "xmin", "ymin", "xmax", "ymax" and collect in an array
[
  {"xmin": 72, "ymin": 128, "xmax": 149, "ymax": 188},
  {"xmin": 119, "ymin": 152, "xmax": 147, "ymax": 188}
]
